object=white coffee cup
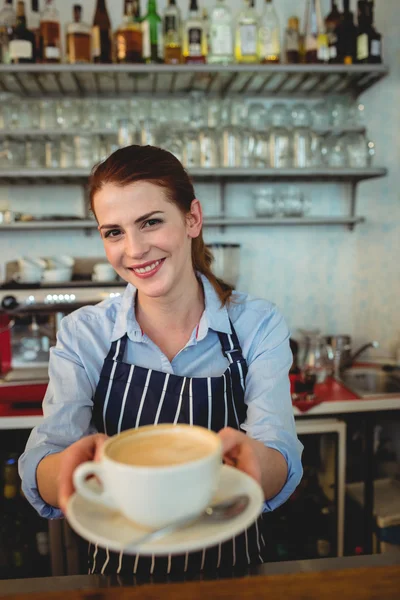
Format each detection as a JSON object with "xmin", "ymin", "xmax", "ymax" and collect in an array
[
  {"xmin": 73, "ymin": 424, "xmax": 222, "ymax": 530},
  {"xmin": 42, "ymin": 267, "xmax": 72, "ymax": 283},
  {"xmin": 13, "ymin": 268, "xmax": 43, "ymax": 284},
  {"xmin": 92, "ymin": 262, "xmax": 116, "ymax": 282}
]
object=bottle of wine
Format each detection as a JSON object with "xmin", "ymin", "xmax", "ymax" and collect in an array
[
  {"xmin": 141, "ymin": 0, "xmax": 163, "ymax": 64},
  {"xmin": 258, "ymin": 0, "xmax": 280, "ymax": 64},
  {"xmin": 40, "ymin": 0, "xmax": 61, "ymax": 63},
  {"xmin": 336, "ymin": 0, "xmax": 357, "ymax": 64},
  {"xmin": 29, "ymin": 0, "xmax": 41, "ymax": 61},
  {"xmin": 163, "ymin": 0, "xmax": 181, "ymax": 64},
  {"xmin": 0, "ymin": 0, "xmax": 16, "ymax": 64},
  {"xmin": 304, "ymin": 0, "xmax": 328, "ymax": 63},
  {"xmin": 325, "ymin": 0, "xmax": 341, "ymax": 63},
  {"xmin": 285, "ymin": 16, "xmax": 300, "ymax": 64},
  {"xmin": 357, "ymin": 0, "xmax": 381, "ymax": 64},
  {"xmin": 92, "ymin": 0, "xmax": 112, "ymax": 63},
  {"xmin": 183, "ymin": 0, "xmax": 207, "ymax": 64},
  {"xmin": 9, "ymin": 0, "xmax": 35, "ymax": 63}
]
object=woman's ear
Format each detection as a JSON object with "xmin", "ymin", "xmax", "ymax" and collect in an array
[{"xmin": 186, "ymin": 199, "xmax": 203, "ymax": 239}]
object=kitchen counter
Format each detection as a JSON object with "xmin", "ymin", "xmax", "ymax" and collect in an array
[{"xmin": 1, "ymin": 554, "xmax": 399, "ymax": 599}]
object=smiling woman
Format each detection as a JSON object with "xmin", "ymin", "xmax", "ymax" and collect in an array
[{"xmin": 19, "ymin": 144, "xmax": 303, "ymax": 580}]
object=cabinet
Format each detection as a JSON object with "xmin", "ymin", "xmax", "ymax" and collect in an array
[{"xmin": 0, "ymin": 64, "xmax": 388, "ymax": 232}]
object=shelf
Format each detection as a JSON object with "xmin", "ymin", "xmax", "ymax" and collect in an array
[
  {"xmin": 0, "ymin": 126, "xmax": 367, "ymax": 138},
  {"xmin": 0, "ymin": 64, "xmax": 388, "ymax": 98},
  {"xmin": 0, "ymin": 167, "xmax": 387, "ymax": 184},
  {"xmin": 0, "ymin": 217, "xmax": 366, "ymax": 230}
]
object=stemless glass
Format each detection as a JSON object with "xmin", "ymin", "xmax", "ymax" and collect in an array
[
  {"xmin": 74, "ymin": 135, "xmax": 100, "ymax": 168},
  {"xmin": 292, "ymin": 127, "xmax": 313, "ymax": 168},
  {"xmin": 45, "ymin": 139, "xmax": 61, "ymax": 168},
  {"xmin": 291, "ymin": 103, "xmax": 311, "ymax": 128},
  {"xmin": 56, "ymin": 99, "xmax": 80, "ymax": 130},
  {"xmin": 164, "ymin": 131, "xmax": 184, "ymax": 164},
  {"xmin": 247, "ymin": 102, "xmax": 267, "ymax": 131},
  {"xmin": 80, "ymin": 99, "xmax": 100, "ymax": 130},
  {"xmin": 140, "ymin": 117, "xmax": 158, "ymax": 146},
  {"xmin": 182, "ymin": 130, "xmax": 201, "ymax": 169},
  {"xmin": 252, "ymin": 188, "xmax": 277, "ymax": 217},
  {"xmin": 39, "ymin": 100, "xmax": 58, "ymax": 130},
  {"xmin": 199, "ymin": 128, "xmax": 219, "ymax": 168},
  {"xmin": 25, "ymin": 140, "xmax": 46, "ymax": 168},
  {"xmin": 311, "ymin": 102, "xmax": 331, "ymax": 129},
  {"xmin": 253, "ymin": 133, "xmax": 269, "ymax": 168},
  {"xmin": 220, "ymin": 126, "xmax": 241, "ymax": 168},
  {"xmin": 326, "ymin": 134, "xmax": 347, "ymax": 168},
  {"xmin": 118, "ymin": 118, "xmax": 136, "ymax": 147},
  {"xmin": 241, "ymin": 129, "xmax": 256, "ymax": 167},
  {"xmin": 344, "ymin": 132, "xmax": 368, "ymax": 168},
  {"xmin": 60, "ymin": 137, "xmax": 75, "ymax": 169}
]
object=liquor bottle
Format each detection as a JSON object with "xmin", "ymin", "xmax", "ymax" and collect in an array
[
  {"xmin": 182, "ymin": 0, "xmax": 207, "ymax": 64},
  {"xmin": 142, "ymin": 0, "xmax": 163, "ymax": 64},
  {"xmin": 29, "ymin": 0, "xmax": 41, "ymax": 61},
  {"xmin": 235, "ymin": 0, "xmax": 258, "ymax": 64},
  {"xmin": 325, "ymin": 0, "xmax": 341, "ymax": 63},
  {"xmin": 258, "ymin": 0, "xmax": 280, "ymax": 64},
  {"xmin": 9, "ymin": 1, "xmax": 35, "ymax": 63},
  {"xmin": 0, "ymin": 0, "xmax": 16, "ymax": 64},
  {"xmin": 163, "ymin": 0, "xmax": 181, "ymax": 64},
  {"xmin": 208, "ymin": 0, "xmax": 233, "ymax": 65},
  {"xmin": 304, "ymin": 0, "xmax": 328, "ymax": 63},
  {"xmin": 285, "ymin": 16, "xmax": 300, "ymax": 64},
  {"xmin": 0, "ymin": 455, "xmax": 30, "ymax": 579},
  {"xmin": 115, "ymin": 0, "xmax": 143, "ymax": 64},
  {"xmin": 92, "ymin": 0, "xmax": 112, "ymax": 63},
  {"xmin": 357, "ymin": 0, "xmax": 381, "ymax": 64},
  {"xmin": 336, "ymin": 0, "xmax": 357, "ymax": 64},
  {"xmin": 66, "ymin": 4, "xmax": 91, "ymax": 64},
  {"xmin": 40, "ymin": 0, "xmax": 61, "ymax": 63}
]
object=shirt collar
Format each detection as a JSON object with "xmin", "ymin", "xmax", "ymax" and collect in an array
[{"xmin": 110, "ymin": 273, "xmax": 232, "ymax": 343}]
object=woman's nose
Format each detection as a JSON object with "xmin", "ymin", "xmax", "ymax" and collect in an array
[{"xmin": 123, "ymin": 233, "xmax": 150, "ymax": 260}]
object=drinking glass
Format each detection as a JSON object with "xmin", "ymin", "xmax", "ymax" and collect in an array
[
  {"xmin": 326, "ymin": 134, "xmax": 347, "ymax": 168},
  {"xmin": 229, "ymin": 100, "xmax": 248, "ymax": 127},
  {"xmin": 247, "ymin": 102, "xmax": 268, "ymax": 131},
  {"xmin": 253, "ymin": 133, "xmax": 269, "ymax": 168},
  {"xmin": 183, "ymin": 130, "xmax": 201, "ymax": 168},
  {"xmin": 45, "ymin": 139, "xmax": 61, "ymax": 168},
  {"xmin": 199, "ymin": 128, "xmax": 219, "ymax": 168},
  {"xmin": 56, "ymin": 99, "xmax": 80, "ymax": 130},
  {"xmin": 39, "ymin": 100, "xmax": 58, "ymax": 130},
  {"xmin": 330, "ymin": 98, "xmax": 351, "ymax": 128},
  {"xmin": 118, "ymin": 118, "xmax": 136, "ymax": 147},
  {"xmin": 0, "ymin": 93, "xmax": 18, "ymax": 129},
  {"xmin": 80, "ymin": 99, "xmax": 100, "ymax": 130},
  {"xmin": 25, "ymin": 140, "xmax": 46, "ymax": 168},
  {"xmin": 269, "ymin": 126, "xmax": 292, "ymax": 168},
  {"xmin": 311, "ymin": 102, "xmax": 331, "ymax": 129},
  {"xmin": 164, "ymin": 131, "xmax": 184, "ymax": 164},
  {"xmin": 281, "ymin": 187, "xmax": 311, "ymax": 217},
  {"xmin": 252, "ymin": 188, "xmax": 277, "ymax": 217},
  {"xmin": 241, "ymin": 129, "xmax": 256, "ymax": 167},
  {"xmin": 204, "ymin": 99, "xmax": 220, "ymax": 128},
  {"xmin": 60, "ymin": 137, "xmax": 75, "ymax": 169},
  {"xmin": 140, "ymin": 117, "xmax": 158, "ymax": 146},
  {"xmin": 74, "ymin": 135, "xmax": 100, "ymax": 168},
  {"xmin": 344, "ymin": 132, "xmax": 368, "ymax": 168},
  {"xmin": 220, "ymin": 126, "xmax": 241, "ymax": 168},
  {"xmin": 292, "ymin": 127, "xmax": 313, "ymax": 168},
  {"xmin": 291, "ymin": 103, "xmax": 312, "ymax": 128}
]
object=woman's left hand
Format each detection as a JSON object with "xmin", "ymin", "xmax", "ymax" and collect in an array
[{"xmin": 218, "ymin": 427, "xmax": 263, "ymax": 485}]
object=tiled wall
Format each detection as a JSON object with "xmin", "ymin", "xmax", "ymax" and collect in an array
[{"xmin": 0, "ymin": 0, "xmax": 399, "ymax": 357}]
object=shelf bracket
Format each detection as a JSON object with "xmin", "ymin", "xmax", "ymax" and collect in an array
[
  {"xmin": 220, "ymin": 179, "xmax": 226, "ymax": 234},
  {"xmin": 348, "ymin": 180, "xmax": 358, "ymax": 231}
]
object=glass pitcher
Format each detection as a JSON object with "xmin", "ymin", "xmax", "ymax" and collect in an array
[{"xmin": 299, "ymin": 329, "xmax": 334, "ymax": 384}]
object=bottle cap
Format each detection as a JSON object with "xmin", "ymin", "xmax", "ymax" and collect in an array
[{"xmin": 288, "ymin": 16, "xmax": 299, "ymax": 30}]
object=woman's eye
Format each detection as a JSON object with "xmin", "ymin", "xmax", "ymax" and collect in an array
[
  {"xmin": 104, "ymin": 229, "xmax": 122, "ymax": 239},
  {"xmin": 143, "ymin": 218, "xmax": 162, "ymax": 229}
]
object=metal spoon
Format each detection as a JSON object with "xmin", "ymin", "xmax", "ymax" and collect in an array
[{"xmin": 124, "ymin": 494, "xmax": 250, "ymax": 550}]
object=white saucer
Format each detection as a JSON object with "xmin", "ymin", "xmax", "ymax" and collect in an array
[{"xmin": 66, "ymin": 465, "xmax": 264, "ymax": 556}]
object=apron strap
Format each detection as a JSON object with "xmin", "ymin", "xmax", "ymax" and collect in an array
[
  {"xmin": 217, "ymin": 320, "xmax": 245, "ymax": 365},
  {"xmin": 105, "ymin": 334, "xmax": 128, "ymax": 362}
]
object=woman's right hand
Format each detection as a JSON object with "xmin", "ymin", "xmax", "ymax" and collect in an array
[{"xmin": 58, "ymin": 433, "xmax": 108, "ymax": 514}]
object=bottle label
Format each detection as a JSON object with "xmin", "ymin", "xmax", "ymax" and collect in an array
[
  {"xmin": 259, "ymin": 26, "xmax": 280, "ymax": 58},
  {"xmin": 357, "ymin": 33, "xmax": 368, "ymax": 60},
  {"xmin": 305, "ymin": 33, "xmax": 317, "ymax": 52},
  {"xmin": 188, "ymin": 27, "xmax": 203, "ymax": 56},
  {"xmin": 329, "ymin": 44, "xmax": 337, "ymax": 59},
  {"xmin": 164, "ymin": 15, "xmax": 177, "ymax": 35},
  {"xmin": 92, "ymin": 25, "xmax": 101, "ymax": 57},
  {"xmin": 210, "ymin": 24, "xmax": 233, "ymax": 56},
  {"xmin": 317, "ymin": 33, "xmax": 328, "ymax": 62},
  {"xmin": 9, "ymin": 40, "xmax": 33, "ymax": 60},
  {"xmin": 371, "ymin": 39, "xmax": 381, "ymax": 57},
  {"xmin": 45, "ymin": 46, "xmax": 60, "ymax": 59},
  {"xmin": 239, "ymin": 24, "xmax": 257, "ymax": 56},
  {"xmin": 142, "ymin": 20, "xmax": 151, "ymax": 58},
  {"xmin": 285, "ymin": 30, "xmax": 299, "ymax": 53}
]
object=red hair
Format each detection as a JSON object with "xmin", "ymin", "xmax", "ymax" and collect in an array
[{"xmin": 88, "ymin": 145, "xmax": 233, "ymax": 306}]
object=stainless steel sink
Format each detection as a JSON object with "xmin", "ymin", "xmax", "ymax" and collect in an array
[{"xmin": 339, "ymin": 367, "xmax": 400, "ymax": 397}]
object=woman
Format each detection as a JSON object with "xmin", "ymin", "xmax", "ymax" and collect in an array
[{"xmin": 19, "ymin": 145, "xmax": 303, "ymax": 577}]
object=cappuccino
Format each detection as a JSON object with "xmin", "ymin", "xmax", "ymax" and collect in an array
[{"xmin": 108, "ymin": 429, "xmax": 215, "ymax": 467}]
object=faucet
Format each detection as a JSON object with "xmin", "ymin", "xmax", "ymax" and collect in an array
[{"xmin": 350, "ymin": 340, "xmax": 380, "ymax": 366}]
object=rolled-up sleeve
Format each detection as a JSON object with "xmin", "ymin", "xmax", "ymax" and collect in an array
[
  {"xmin": 18, "ymin": 316, "xmax": 97, "ymax": 519},
  {"xmin": 241, "ymin": 306, "xmax": 303, "ymax": 511}
]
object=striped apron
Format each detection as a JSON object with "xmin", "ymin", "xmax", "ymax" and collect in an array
[{"xmin": 89, "ymin": 323, "xmax": 265, "ymax": 576}]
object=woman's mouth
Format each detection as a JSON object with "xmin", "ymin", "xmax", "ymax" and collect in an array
[{"xmin": 129, "ymin": 258, "xmax": 165, "ymax": 279}]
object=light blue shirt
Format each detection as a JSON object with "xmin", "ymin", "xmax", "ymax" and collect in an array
[{"xmin": 19, "ymin": 274, "xmax": 303, "ymax": 519}]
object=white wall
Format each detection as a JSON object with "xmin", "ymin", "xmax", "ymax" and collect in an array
[{"xmin": 1, "ymin": 0, "xmax": 399, "ymax": 358}]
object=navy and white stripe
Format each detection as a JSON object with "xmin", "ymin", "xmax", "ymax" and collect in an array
[{"xmin": 89, "ymin": 321, "xmax": 264, "ymax": 576}]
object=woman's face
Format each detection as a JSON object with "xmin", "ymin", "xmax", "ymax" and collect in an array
[{"xmin": 94, "ymin": 181, "xmax": 202, "ymax": 300}]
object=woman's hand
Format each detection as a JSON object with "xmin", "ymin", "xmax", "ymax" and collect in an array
[
  {"xmin": 218, "ymin": 427, "xmax": 287, "ymax": 501},
  {"xmin": 58, "ymin": 433, "xmax": 108, "ymax": 514}
]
